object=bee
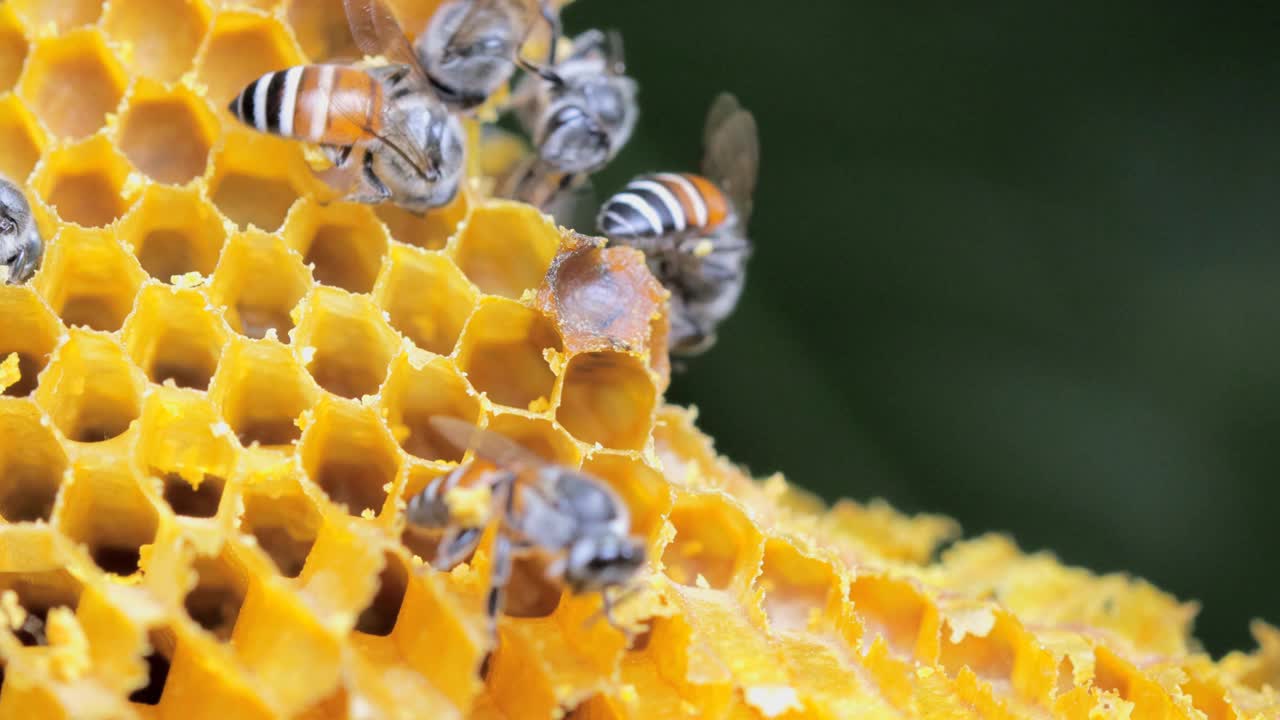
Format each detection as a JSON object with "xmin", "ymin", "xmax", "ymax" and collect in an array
[
  {"xmin": 596, "ymin": 93, "xmax": 759, "ymax": 356},
  {"xmin": 0, "ymin": 178, "xmax": 42, "ymax": 285},
  {"xmin": 414, "ymin": 0, "xmax": 560, "ymax": 112},
  {"xmin": 501, "ymin": 27, "xmax": 639, "ymax": 209},
  {"xmin": 227, "ymin": 0, "xmax": 465, "ymax": 213},
  {"xmin": 405, "ymin": 416, "xmax": 646, "ymax": 635}
]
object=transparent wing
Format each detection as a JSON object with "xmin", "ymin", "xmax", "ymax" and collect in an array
[
  {"xmin": 701, "ymin": 92, "xmax": 759, "ymax": 225},
  {"xmin": 429, "ymin": 416, "xmax": 550, "ymax": 472},
  {"xmin": 343, "ymin": 0, "xmax": 431, "ymax": 81},
  {"xmin": 447, "ymin": 0, "xmax": 524, "ymax": 53}
]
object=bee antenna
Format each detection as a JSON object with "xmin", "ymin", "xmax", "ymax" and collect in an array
[{"xmin": 516, "ymin": 55, "xmax": 565, "ymax": 88}]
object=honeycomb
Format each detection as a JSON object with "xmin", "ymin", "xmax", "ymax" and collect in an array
[{"xmin": 0, "ymin": 2, "xmax": 1277, "ymax": 719}]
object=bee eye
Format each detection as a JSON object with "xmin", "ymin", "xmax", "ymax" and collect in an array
[{"xmin": 0, "ymin": 217, "xmax": 15, "ymax": 234}]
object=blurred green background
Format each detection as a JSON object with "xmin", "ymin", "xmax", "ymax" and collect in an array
[{"xmin": 568, "ymin": 1, "xmax": 1280, "ymax": 655}]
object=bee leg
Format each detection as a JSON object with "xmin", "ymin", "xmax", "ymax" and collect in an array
[
  {"xmin": 537, "ymin": 0, "xmax": 561, "ymax": 65},
  {"xmin": 433, "ymin": 526, "xmax": 484, "ymax": 570},
  {"xmin": 485, "ymin": 532, "xmax": 514, "ymax": 638}
]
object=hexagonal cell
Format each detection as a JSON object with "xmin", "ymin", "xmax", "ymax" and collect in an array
[
  {"xmin": 354, "ymin": 552, "xmax": 408, "ymax": 636},
  {"xmin": 20, "ymin": 29, "xmax": 127, "ymax": 139},
  {"xmin": 660, "ymin": 495, "xmax": 761, "ymax": 591},
  {"xmin": 194, "ymin": 10, "xmax": 302, "ymax": 114},
  {"xmin": 0, "ymin": 96, "xmax": 45, "ymax": 183},
  {"xmin": 0, "ymin": 570, "xmax": 82, "ymax": 646},
  {"xmin": 240, "ymin": 491, "xmax": 320, "ymax": 578},
  {"xmin": 136, "ymin": 388, "xmax": 237, "ymax": 518},
  {"xmin": 8, "ymin": 0, "xmax": 102, "ymax": 32},
  {"xmin": 125, "ymin": 285, "xmax": 229, "ymax": 391},
  {"xmin": 130, "ymin": 627, "xmax": 175, "ymax": 705},
  {"xmin": 207, "ymin": 131, "xmax": 311, "ymax": 233},
  {"xmin": 32, "ymin": 134, "xmax": 133, "ymax": 227},
  {"xmin": 376, "ymin": 192, "xmax": 469, "ymax": 252},
  {"xmin": 0, "ymin": 8, "xmax": 27, "ymax": 94},
  {"xmin": 581, "ymin": 453, "xmax": 671, "ymax": 541},
  {"xmin": 34, "ymin": 226, "xmax": 145, "ymax": 332},
  {"xmin": 556, "ymin": 352, "xmax": 656, "ymax": 452},
  {"xmin": 35, "ymin": 330, "xmax": 145, "ymax": 443},
  {"xmin": 184, "ymin": 551, "xmax": 248, "ymax": 640},
  {"xmin": 938, "ymin": 611, "xmax": 1018, "ymax": 683},
  {"xmin": 0, "ymin": 286, "xmax": 62, "ymax": 398},
  {"xmin": 456, "ymin": 299, "xmax": 562, "ymax": 410},
  {"xmin": 57, "ymin": 459, "xmax": 159, "ymax": 576},
  {"xmin": 0, "ymin": 400, "xmax": 68, "ymax": 523},
  {"xmin": 300, "ymin": 397, "xmax": 400, "ymax": 517},
  {"xmin": 120, "ymin": 186, "xmax": 227, "ymax": 283},
  {"xmin": 283, "ymin": 201, "xmax": 388, "ymax": 295},
  {"xmin": 118, "ymin": 80, "xmax": 218, "ymax": 185},
  {"xmin": 381, "ymin": 352, "xmax": 482, "ymax": 462},
  {"xmin": 102, "ymin": 0, "xmax": 209, "ymax": 81},
  {"xmin": 209, "ymin": 230, "xmax": 311, "ymax": 341},
  {"xmin": 295, "ymin": 288, "xmax": 399, "ymax": 399},
  {"xmin": 375, "ymin": 245, "xmax": 477, "ymax": 356},
  {"xmin": 211, "ymin": 338, "xmax": 317, "ymax": 447},
  {"xmin": 485, "ymin": 413, "xmax": 580, "ymax": 467},
  {"xmin": 757, "ymin": 540, "xmax": 840, "ymax": 634},
  {"xmin": 453, "ymin": 202, "xmax": 562, "ymax": 299},
  {"xmin": 847, "ymin": 575, "xmax": 928, "ymax": 656},
  {"xmin": 286, "ymin": 0, "xmax": 361, "ymax": 63}
]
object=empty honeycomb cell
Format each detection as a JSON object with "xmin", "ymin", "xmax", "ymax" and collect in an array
[
  {"xmin": 0, "ymin": 286, "xmax": 62, "ymax": 398},
  {"xmin": 296, "ymin": 288, "xmax": 399, "ymax": 399},
  {"xmin": 375, "ymin": 245, "xmax": 478, "ymax": 356},
  {"xmin": 194, "ymin": 10, "xmax": 302, "ymax": 116},
  {"xmin": 456, "ymin": 299, "xmax": 563, "ymax": 410},
  {"xmin": 501, "ymin": 555, "xmax": 564, "ymax": 619},
  {"xmin": 556, "ymin": 352, "xmax": 656, "ymax": 451},
  {"xmin": 57, "ymin": 459, "xmax": 159, "ymax": 576},
  {"xmin": 486, "ymin": 413, "xmax": 581, "ymax": 467},
  {"xmin": 285, "ymin": 0, "xmax": 361, "ymax": 65},
  {"xmin": 380, "ymin": 352, "xmax": 482, "ymax": 462},
  {"xmin": 102, "ymin": 0, "xmax": 209, "ymax": 81},
  {"xmin": 0, "ymin": 8, "xmax": 26, "ymax": 94},
  {"xmin": 453, "ymin": 201, "xmax": 562, "ymax": 299},
  {"xmin": 20, "ymin": 29, "xmax": 127, "ymax": 139},
  {"xmin": 284, "ymin": 201, "xmax": 389, "ymax": 294},
  {"xmin": 130, "ymin": 627, "xmax": 174, "ymax": 705},
  {"xmin": 581, "ymin": 454, "xmax": 671, "ymax": 541},
  {"xmin": 34, "ymin": 331, "xmax": 145, "ymax": 443},
  {"xmin": 118, "ymin": 80, "xmax": 218, "ymax": 185},
  {"xmin": 240, "ymin": 492, "xmax": 321, "ymax": 578},
  {"xmin": 354, "ymin": 552, "xmax": 409, "ymax": 636},
  {"xmin": 135, "ymin": 388, "xmax": 237, "ymax": 518},
  {"xmin": 0, "ymin": 569, "xmax": 82, "ymax": 645},
  {"xmin": 376, "ymin": 192, "xmax": 470, "ymax": 251},
  {"xmin": 563, "ymin": 694, "xmax": 622, "ymax": 720},
  {"xmin": 0, "ymin": 96, "xmax": 43, "ymax": 184},
  {"xmin": 210, "ymin": 229, "xmax": 311, "ymax": 341},
  {"xmin": 938, "ymin": 611, "xmax": 1017, "ymax": 683},
  {"xmin": 211, "ymin": 338, "xmax": 317, "ymax": 447},
  {"xmin": 299, "ymin": 397, "xmax": 400, "ymax": 517},
  {"xmin": 34, "ymin": 226, "xmax": 144, "ymax": 332},
  {"xmin": 8, "ymin": 0, "xmax": 102, "ymax": 32},
  {"xmin": 120, "ymin": 185, "xmax": 227, "ymax": 283},
  {"xmin": 207, "ymin": 131, "xmax": 311, "ymax": 233},
  {"xmin": 124, "ymin": 285, "xmax": 228, "ymax": 390},
  {"xmin": 0, "ymin": 401, "xmax": 68, "ymax": 523},
  {"xmin": 33, "ymin": 134, "xmax": 134, "ymax": 227},
  {"xmin": 184, "ymin": 552, "xmax": 248, "ymax": 640},
  {"xmin": 848, "ymin": 575, "xmax": 928, "ymax": 657},
  {"xmin": 661, "ymin": 495, "xmax": 762, "ymax": 591},
  {"xmin": 757, "ymin": 540, "xmax": 841, "ymax": 633}
]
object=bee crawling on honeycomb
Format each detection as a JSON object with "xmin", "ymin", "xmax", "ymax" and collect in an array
[
  {"xmin": 0, "ymin": 177, "xmax": 42, "ymax": 284},
  {"xmin": 405, "ymin": 417, "xmax": 647, "ymax": 639}
]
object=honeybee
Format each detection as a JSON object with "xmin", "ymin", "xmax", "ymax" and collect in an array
[
  {"xmin": 405, "ymin": 416, "xmax": 646, "ymax": 634},
  {"xmin": 414, "ymin": 0, "xmax": 560, "ymax": 112},
  {"xmin": 228, "ymin": 1, "xmax": 465, "ymax": 212},
  {"xmin": 597, "ymin": 93, "xmax": 759, "ymax": 356},
  {"xmin": 0, "ymin": 178, "xmax": 42, "ymax": 285},
  {"xmin": 501, "ymin": 28, "xmax": 639, "ymax": 209}
]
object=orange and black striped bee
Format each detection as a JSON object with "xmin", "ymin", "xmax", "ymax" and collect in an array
[
  {"xmin": 597, "ymin": 93, "xmax": 759, "ymax": 356},
  {"xmin": 228, "ymin": 0, "xmax": 465, "ymax": 213}
]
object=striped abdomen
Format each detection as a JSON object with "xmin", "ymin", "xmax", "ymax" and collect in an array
[
  {"xmin": 405, "ymin": 462, "xmax": 506, "ymax": 530},
  {"xmin": 597, "ymin": 173, "xmax": 730, "ymax": 240},
  {"xmin": 228, "ymin": 65, "xmax": 384, "ymax": 147}
]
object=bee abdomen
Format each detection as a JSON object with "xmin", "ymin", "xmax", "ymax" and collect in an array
[
  {"xmin": 229, "ymin": 65, "xmax": 382, "ymax": 147},
  {"xmin": 598, "ymin": 173, "xmax": 730, "ymax": 240}
]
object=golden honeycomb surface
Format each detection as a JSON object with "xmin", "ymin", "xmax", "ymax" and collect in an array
[{"xmin": 0, "ymin": 2, "xmax": 1276, "ymax": 719}]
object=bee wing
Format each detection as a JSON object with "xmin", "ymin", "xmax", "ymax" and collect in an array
[
  {"xmin": 701, "ymin": 93, "xmax": 760, "ymax": 227},
  {"xmin": 328, "ymin": 84, "xmax": 444, "ymax": 191},
  {"xmin": 448, "ymin": 0, "xmax": 527, "ymax": 52},
  {"xmin": 428, "ymin": 416, "xmax": 550, "ymax": 472},
  {"xmin": 343, "ymin": 0, "xmax": 431, "ymax": 82}
]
